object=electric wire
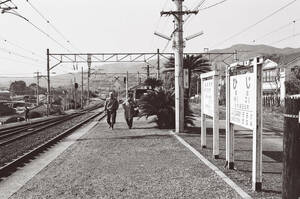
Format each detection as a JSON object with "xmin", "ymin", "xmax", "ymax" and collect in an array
[
  {"xmin": 270, "ymin": 32, "xmax": 300, "ymax": 45},
  {"xmin": 252, "ymin": 19, "xmax": 299, "ymax": 43},
  {"xmin": 0, "ymin": 35, "xmax": 46, "ymax": 61},
  {"xmin": 211, "ymin": 0, "xmax": 299, "ymax": 48},
  {"xmin": 198, "ymin": 0, "xmax": 228, "ymax": 11},
  {"xmin": 25, "ymin": 0, "xmax": 78, "ymax": 51},
  {"xmin": 0, "ymin": 47, "xmax": 40, "ymax": 62}
]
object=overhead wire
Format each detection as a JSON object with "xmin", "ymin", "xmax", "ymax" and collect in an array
[
  {"xmin": 0, "ymin": 35, "xmax": 46, "ymax": 61},
  {"xmin": 198, "ymin": 0, "xmax": 228, "ymax": 11},
  {"xmin": 25, "ymin": 0, "xmax": 78, "ymax": 51},
  {"xmin": 252, "ymin": 19, "xmax": 299, "ymax": 43},
  {"xmin": 211, "ymin": 0, "xmax": 299, "ymax": 48},
  {"xmin": 270, "ymin": 32, "xmax": 300, "ymax": 45}
]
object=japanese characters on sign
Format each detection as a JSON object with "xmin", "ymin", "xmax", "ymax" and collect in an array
[
  {"xmin": 203, "ymin": 78, "xmax": 214, "ymax": 117},
  {"xmin": 184, "ymin": 69, "xmax": 189, "ymax": 89},
  {"xmin": 230, "ymin": 73, "xmax": 255, "ymax": 130}
]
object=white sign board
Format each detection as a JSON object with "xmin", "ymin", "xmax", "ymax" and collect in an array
[
  {"xmin": 113, "ymin": 81, "xmax": 121, "ymax": 90},
  {"xmin": 203, "ymin": 79, "xmax": 214, "ymax": 117},
  {"xmin": 230, "ymin": 73, "xmax": 255, "ymax": 130},
  {"xmin": 184, "ymin": 69, "xmax": 189, "ymax": 89}
]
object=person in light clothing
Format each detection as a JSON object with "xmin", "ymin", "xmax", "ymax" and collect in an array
[{"xmin": 122, "ymin": 92, "xmax": 137, "ymax": 129}]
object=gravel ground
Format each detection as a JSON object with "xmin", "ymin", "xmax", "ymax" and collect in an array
[
  {"xmin": 182, "ymin": 120, "xmax": 283, "ymax": 198},
  {"xmin": 0, "ymin": 109, "xmax": 101, "ymax": 168},
  {"xmin": 10, "ymin": 111, "xmax": 242, "ymax": 199}
]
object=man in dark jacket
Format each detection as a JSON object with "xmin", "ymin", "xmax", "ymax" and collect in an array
[{"xmin": 104, "ymin": 92, "xmax": 119, "ymax": 129}]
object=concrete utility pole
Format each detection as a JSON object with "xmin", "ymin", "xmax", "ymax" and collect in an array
[
  {"xmin": 161, "ymin": 0, "xmax": 198, "ymax": 133},
  {"xmin": 46, "ymin": 49, "xmax": 50, "ymax": 116}
]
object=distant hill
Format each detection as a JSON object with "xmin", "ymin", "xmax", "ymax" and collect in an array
[{"xmin": 209, "ymin": 44, "xmax": 300, "ymax": 71}]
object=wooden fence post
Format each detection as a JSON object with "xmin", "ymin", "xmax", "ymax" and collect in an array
[{"xmin": 282, "ymin": 96, "xmax": 300, "ymax": 199}]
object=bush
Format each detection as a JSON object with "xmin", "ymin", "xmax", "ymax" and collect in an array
[
  {"xmin": 28, "ymin": 111, "xmax": 43, "ymax": 119},
  {"xmin": 0, "ymin": 103, "xmax": 16, "ymax": 116},
  {"xmin": 138, "ymin": 89, "xmax": 194, "ymax": 129},
  {"xmin": 5, "ymin": 116, "xmax": 25, "ymax": 124}
]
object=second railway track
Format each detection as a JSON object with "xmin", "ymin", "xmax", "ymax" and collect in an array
[{"xmin": 0, "ymin": 104, "xmax": 106, "ymax": 177}]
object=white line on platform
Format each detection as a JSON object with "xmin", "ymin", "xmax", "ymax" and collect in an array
[
  {"xmin": 0, "ymin": 121, "xmax": 98, "ymax": 199},
  {"xmin": 170, "ymin": 131, "xmax": 252, "ymax": 199}
]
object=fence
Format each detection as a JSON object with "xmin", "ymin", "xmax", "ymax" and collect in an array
[{"xmin": 263, "ymin": 95, "xmax": 280, "ymax": 107}]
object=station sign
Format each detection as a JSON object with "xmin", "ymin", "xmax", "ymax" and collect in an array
[
  {"xmin": 184, "ymin": 69, "xmax": 189, "ymax": 89},
  {"xmin": 230, "ymin": 73, "xmax": 255, "ymax": 130},
  {"xmin": 202, "ymin": 79, "xmax": 214, "ymax": 117}
]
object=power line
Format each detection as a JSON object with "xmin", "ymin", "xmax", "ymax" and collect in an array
[
  {"xmin": 4, "ymin": 4, "xmax": 72, "ymax": 53},
  {"xmin": 253, "ymin": 19, "xmax": 298, "ymax": 43},
  {"xmin": 270, "ymin": 32, "xmax": 300, "ymax": 45},
  {"xmin": 25, "ymin": 0, "xmax": 78, "ymax": 51},
  {"xmin": 184, "ymin": 0, "xmax": 206, "ymax": 24},
  {"xmin": 0, "ymin": 46, "xmax": 40, "ymax": 62},
  {"xmin": 0, "ymin": 35, "xmax": 46, "ymax": 61},
  {"xmin": 211, "ymin": 0, "xmax": 299, "ymax": 48},
  {"xmin": 199, "ymin": 0, "xmax": 228, "ymax": 11}
]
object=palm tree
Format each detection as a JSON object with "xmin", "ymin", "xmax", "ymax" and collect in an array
[
  {"xmin": 138, "ymin": 89, "xmax": 194, "ymax": 129},
  {"xmin": 163, "ymin": 54, "xmax": 211, "ymax": 97},
  {"xmin": 144, "ymin": 77, "xmax": 163, "ymax": 90}
]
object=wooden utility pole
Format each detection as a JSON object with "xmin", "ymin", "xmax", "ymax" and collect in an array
[
  {"xmin": 81, "ymin": 67, "xmax": 84, "ymax": 109},
  {"xmin": 34, "ymin": 71, "xmax": 40, "ymax": 106},
  {"xmin": 46, "ymin": 48, "xmax": 50, "ymax": 116},
  {"xmin": 147, "ymin": 65, "xmax": 150, "ymax": 78},
  {"xmin": 157, "ymin": 48, "xmax": 160, "ymax": 79},
  {"xmin": 282, "ymin": 96, "xmax": 300, "ymax": 199},
  {"xmin": 87, "ymin": 54, "xmax": 91, "ymax": 104},
  {"xmin": 161, "ymin": 0, "xmax": 198, "ymax": 133}
]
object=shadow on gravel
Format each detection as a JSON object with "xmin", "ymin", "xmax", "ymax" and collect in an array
[
  {"xmin": 110, "ymin": 134, "xmax": 173, "ymax": 140},
  {"xmin": 263, "ymin": 151, "xmax": 283, "ymax": 162},
  {"xmin": 237, "ymin": 169, "xmax": 282, "ymax": 175},
  {"xmin": 261, "ymin": 189, "xmax": 282, "ymax": 194},
  {"xmin": 184, "ymin": 127, "xmax": 226, "ymax": 135}
]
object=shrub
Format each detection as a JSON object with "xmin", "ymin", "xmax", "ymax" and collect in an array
[
  {"xmin": 28, "ymin": 111, "xmax": 43, "ymax": 119},
  {"xmin": 0, "ymin": 103, "xmax": 16, "ymax": 116},
  {"xmin": 5, "ymin": 116, "xmax": 25, "ymax": 124},
  {"xmin": 138, "ymin": 89, "xmax": 194, "ymax": 129}
]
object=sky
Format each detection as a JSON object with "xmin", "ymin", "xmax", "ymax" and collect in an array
[{"xmin": 0, "ymin": 0, "xmax": 299, "ymax": 78}]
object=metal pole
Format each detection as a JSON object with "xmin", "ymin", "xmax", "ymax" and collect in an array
[
  {"xmin": 46, "ymin": 49, "xmax": 50, "ymax": 116},
  {"xmin": 174, "ymin": 0, "xmax": 184, "ymax": 133},
  {"xmin": 81, "ymin": 67, "xmax": 84, "ymax": 109},
  {"xmin": 157, "ymin": 48, "xmax": 160, "ymax": 79},
  {"xmin": 74, "ymin": 77, "xmax": 77, "ymax": 110}
]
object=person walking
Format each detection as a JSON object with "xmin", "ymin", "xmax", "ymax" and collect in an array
[
  {"xmin": 104, "ymin": 92, "xmax": 119, "ymax": 129},
  {"xmin": 122, "ymin": 92, "xmax": 137, "ymax": 129},
  {"xmin": 24, "ymin": 106, "xmax": 30, "ymax": 122}
]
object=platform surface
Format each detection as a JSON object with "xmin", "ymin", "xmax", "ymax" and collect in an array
[{"xmin": 0, "ymin": 110, "xmax": 248, "ymax": 199}]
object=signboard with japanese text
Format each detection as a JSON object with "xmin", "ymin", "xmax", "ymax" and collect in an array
[
  {"xmin": 184, "ymin": 69, "xmax": 189, "ymax": 89},
  {"xmin": 203, "ymin": 78, "xmax": 214, "ymax": 117},
  {"xmin": 230, "ymin": 73, "xmax": 255, "ymax": 130}
]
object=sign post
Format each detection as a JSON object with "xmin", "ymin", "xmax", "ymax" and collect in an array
[
  {"xmin": 200, "ymin": 71, "xmax": 219, "ymax": 158},
  {"xmin": 226, "ymin": 57, "xmax": 263, "ymax": 191}
]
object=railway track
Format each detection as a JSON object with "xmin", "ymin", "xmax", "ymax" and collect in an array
[
  {"xmin": 0, "ymin": 104, "xmax": 103, "ymax": 146},
  {"xmin": 0, "ymin": 107, "xmax": 106, "ymax": 177}
]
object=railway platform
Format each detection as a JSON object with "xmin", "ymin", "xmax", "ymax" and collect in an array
[
  {"xmin": 0, "ymin": 109, "xmax": 251, "ymax": 199},
  {"xmin": 0, "ymin": 107, "xmax": 284, "ymax": 199}
]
